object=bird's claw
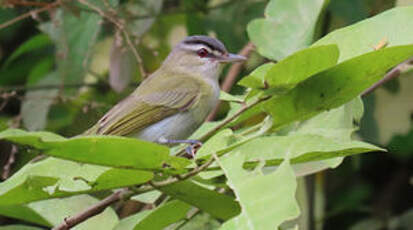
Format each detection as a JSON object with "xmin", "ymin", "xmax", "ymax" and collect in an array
[{"xmin": 184, "ymin": 141, "xmax": 202, "ymax": 159}]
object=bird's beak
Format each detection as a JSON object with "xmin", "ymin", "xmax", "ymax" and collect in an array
[{"xmin": 219, "ymin": 53, "xmax": 247, "ymax": 63}]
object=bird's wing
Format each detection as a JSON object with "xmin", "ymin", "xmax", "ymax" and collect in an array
[{"xmin": 85, "ymin": 76, "xmax": 202, "ymax": 136}]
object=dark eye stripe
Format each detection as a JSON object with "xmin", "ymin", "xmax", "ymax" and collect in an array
[{"xmin": 183, "ymin": 40, "xmax": 225, "ymax": 54}]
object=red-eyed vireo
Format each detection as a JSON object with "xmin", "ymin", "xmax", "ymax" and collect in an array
[{"xmin": 86, "ymin": 36, "xmax": 246, "ymax": 155}]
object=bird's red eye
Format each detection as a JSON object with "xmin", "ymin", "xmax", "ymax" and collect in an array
[{"xmin": 197, "ymin": 48, "xmax": 208, "ymax": 58}]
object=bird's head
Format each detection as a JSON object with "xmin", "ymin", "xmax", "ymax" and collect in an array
[{"xmin": 161, "ymin": 35, "xmax": 246, "ymax": 79}]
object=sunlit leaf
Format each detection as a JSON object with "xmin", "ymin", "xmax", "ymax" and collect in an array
[
  {"xmin": 0, "ymin": 157, "xmax": 153, "ymax": 205},
  {"xmin": 248, "ymin": 0, "xmax": 328, "ymax": 60},
  {"xmin": 314, "ymin": 6, "xmax": 413, "ymax": 62},
  {"xmin": 263, "ymin": 45, "xmax": 413, "ymax": 129},
  {"xmin": 0, "ymin": 129, "xmax": 190, "ymax": 170},
  {"xmin": 218, "ymin": 153, "xmax": 299, "ymax": 229}
]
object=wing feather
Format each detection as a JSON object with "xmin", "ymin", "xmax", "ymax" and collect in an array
[{"xmin": 85, "ymin": 75, "xmax": 201, "ymax": 136}]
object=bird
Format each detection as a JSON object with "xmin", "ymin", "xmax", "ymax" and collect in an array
[{"xmin": 85, "ymin": 35, "xmax": 246, "ymax": 156}]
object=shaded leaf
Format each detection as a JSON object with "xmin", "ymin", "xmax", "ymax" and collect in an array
[
  {"xmin": 109, "ymin": 39, "xmax": 138, "ymax": 92},
  {"xmin": 39, "ymin": 8, "xmax": 102, "ymax": 87},
  {"xmin": 21, "ymin": 72, "xmax": 59, "ymax": 131},
  {"xmin": 160, "ymin": 180, "xmax": 241, "ymax": 220},
  {"xmin": 123, "ymin": 0, "xmax": 163, "ymax": 38},
  {"xmin": 114, "ymin": 200, "xmax": 191, "ymax": 230},
  {"xmin": 3, "ymin": 34, "xmax": 52, "ymax": 67}
]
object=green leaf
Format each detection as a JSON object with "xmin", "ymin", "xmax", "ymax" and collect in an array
[
  {"xmin": 131, "ymin": 190, "xmax": 162, "ymax": 204},
  {"xmin": 21, "ymin": 72, "xmax": 59, "ymax": 131},
  {"xmin": 0, "ymin": 225, "xmax": 44, "ymax": 230},
  {"xmin": 0, "ymin": 205, "xmax": 50, "ymax": 226},
  {"xmin": 123, "ymin": 0, "xmax": 163, "ymax": 38},
  {"xmin": 239, "ymin": 134, "xmax": 382, "ymax": 165},
  {"xmin": 26, "ymin": 57, "xmax": 54, "ymax": 86},
  {"xmin": 178, "ymin": 212, "xmax": 220, "ymax": 230},
  {"xmin": 314, "ymin": 6, "xmax": 413, "ymax": 62},
  {"xmin": 30, "ymin": 195, "xmax": 118, "ymax": 229},
  {"xmin": 238, "ymin": 63, "xmax": 275, "ymax": 89},
  {"xmin": 114, "ymin": 200, "xmax": 191, "ymax": 230},
  {"xmin": 295, "ymin": 97, "xmax": 364, "ymax": 141},
  {"xmin": 263, "ymin": 45, "xmax": 413, "ymax": 129},
  {"xmin": 0, "ymin": 195, "xmax": 119, "ymax": 229},
  {"xmin": 219, "ymin": 91, "xmax": 244, "ymax": 103},
  {"xmin": 109, "ymin": 39, "xmax": 138, "ymax": 93},
  {"xmin": 203, "ymin": 0, "xmax": 266, "ymax": 52},
  {"xmin": 264, "ymin": 45, "xmax": 339, "ymax": 93},
  {"xmin": 159, "ymin": 180, "xmax": 241, "ymax": 220},
  {"xmin": 247, "ymin": 0, "xmax": 328, "ymax": 60},
  {"xmin": 286, "ymin": 98, "xmax": 364, "ymax": 176},
  {"xmin": 0, "ymin": 157, "xmax": 153, "ymax": 205},
  {"xmin": 39, "ymin": 9, "xmax": 101, "ymax": 87},
  {"xmin": 3, "ymin": 34, "xmax": 52, "ymax": 67},
  {"xmin": 218, "ymin": 153, "xmax": 299, "ymax": 229},
  {"xmin": 0, "ymin": 129, "xmax": 190, "ymax": 170}
]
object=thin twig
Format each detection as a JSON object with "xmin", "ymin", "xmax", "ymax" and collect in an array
[
  {"xmin": 4, "ymin": 0, "xmax": 50, "ymax": 7},
  {"xmin": 362, "ymin": 56, "xmax": 413, "ymax": 96},
  {"xmin": 121, "ymin": 29, "xmax": 147, "ymax": 78},
  {"xmin": 77, "ymin": 0, "xmax": 147, "ymax": 78},
  {"xmin": 1, "ymin": 145, "xmax": 17, "ymax": 180},
  {"xmin": 52, "ymin": 190, "xmax": 125, "ymax": 230},
  {"xmin": 0, "ymin": 1, "xmax": 60, "ymax": 30},
  {"xmin": 201, "ymin": 96, "xmax": 270, "ymax": 142},
  {"xmin": 52, "ymin": 157, "xmax": 215, "ymax": 230},
  {"xmin": 206, "ymin": 42, "xmax": 256, "ymax": 121}
]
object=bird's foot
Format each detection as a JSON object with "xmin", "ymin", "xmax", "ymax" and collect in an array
[
  {"xmin": 158, "ymin": 138, "xmax": 202, "ymax": 158},
  {"xmin": 184, "ymin": 140, "xmax": 202, "ymax": 159}
]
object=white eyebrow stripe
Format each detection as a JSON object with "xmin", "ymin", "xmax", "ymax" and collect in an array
[{"xmin": 181, "ymin": 44, "xmax": 212, "ymax": 53}]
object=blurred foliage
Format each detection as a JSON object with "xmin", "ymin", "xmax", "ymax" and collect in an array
[{"xmin": 0, "ymin": 0, "xmax": 412, "ymax": 229}]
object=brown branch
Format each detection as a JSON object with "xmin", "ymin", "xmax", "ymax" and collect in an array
[
  {"xmin": 52, "ymin": 157, "xmax": 215, "ymax": 230},
  {"xmin": 0, "ymin": 1, "xmax": 60, "ymax": 30},
  {"xmin": 206, "ymin": 42, "xmax": 255, "ymax": 121},
  {"xmin": 361, "ymin": 56, "xmax": 413, "ymax": 96},
  {"xmin": 201, "ymin": 96, "xmax": 269, "ymax": 142},
  {"xmin": 52, "ymin": 190, "xmax": 124, "ymax": 230},
  {"xmin": 4, "ymin": 0, "xmax": 50, "ymax": 7},
  {"xmin": 1, "ymin": 144, "xmax": 17, "ymax": 180}
]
